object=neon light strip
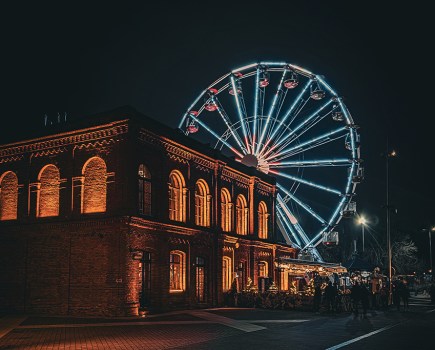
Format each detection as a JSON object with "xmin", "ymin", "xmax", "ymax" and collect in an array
[
  {"xmin": 277, "ymin": 208, "xmax": 302, "ymax": 247},
  {"xmin": 269, "ymin": 158, "xmax": 351, "ymax": 168},
  {"xmin": 270, "ymin": 170, "xmax": 343, "ymax": 196},
  {"xmin": 215, "ymin": 98, "xmax": 247, "ymax": 154},
  {"xmin": 259, "ymin": 61, "xmax": 287, "ymax": 66},
  {"xmin": 178, "ymin": 89, "xmax": 208, "ymax": 129},
  {"xmin": 277, "ymin": 196, "xmax": 309, "ymax": 245},
  {"xmin": 188, "ymin": 114, "xmax": 244, "ymax": 158},
  {"xmin": 267, "ymin": 126, "xmax": 347, "ymax": 162},
  {"xmin": 316, "ymin": 75, "xmax": 337, "ymax": 96},
  {"xmin": 269, "ymin": 106, "xmax": 337, "ymax": 158},
  {"xmin": 263, "ymin": 80, "xmax": 312, "ymax": 153},
  {"xmin": 253, "ymin": 67, "xmax": 260, "ymax": 153},
  {"xmin": 230, "ymin": 75, "xmax": 250, "ymax": 152},
  {"xmin": 288, "ymin": 64, "xmax": 313, "ymax": 76},
  {"xmin": 277, "ymin": 184, "xmax": 327, "ymax": 224},
  {"xmin": 231, "ymin": 63, "xmax": 258, "ymax": 73},
  {"xmin": 278, "ymin": 195, "xmax": 324, "ymax": 261},
  {"xmin": 264, "ymin": 96, "xmax": 332, "ymax": 158},
  {"xmin": 256, "ymin": 69, "xmax": 287, "ymax": 155}
]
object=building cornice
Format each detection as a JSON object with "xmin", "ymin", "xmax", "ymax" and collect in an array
[{"xmin": 0, "ymin": 120, "xmax": 129, "ymax": 158}]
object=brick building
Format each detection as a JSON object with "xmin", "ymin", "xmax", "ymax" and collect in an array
[{"xmin": 0, "ymin": 106, "xmax": 304, "ymax": 316}]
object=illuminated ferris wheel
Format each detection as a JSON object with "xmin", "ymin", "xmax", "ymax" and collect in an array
[{"xmin": 178, "ymin": 62, "xmax": 363, "ymax": 261}]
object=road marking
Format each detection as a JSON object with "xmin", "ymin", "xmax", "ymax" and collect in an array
[
  {"xmin": 324, "ymin": 322, "xmax": 402, "ymax": 350},
  {"xmin": 0, "ymin": 316, "xmax": 27, "ymax": 339},
  {"xmin": 188, "ymin": 311, "xmax": 266, "ymax": 332}
]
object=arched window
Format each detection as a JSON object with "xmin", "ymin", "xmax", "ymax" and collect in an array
[
  {"xmin": 258, "ymin": 201, "xmax": 269, "ymax": 239},
  {"xmin": 37, "ymin": 165, "xmax": 60, "ymax": 217},
  {"xmin": 82, "ymin": 157, "xmax": 107, "ymax": 214},
  {"xmin": 236, "ymin": 194, "xmax": 248, "ymax": 235},
  {"xmin": 195, "ymin": 179, "xmax": 210, "ymax": 227},
  {"xmin": 221, "ymin": 188, "xmax": 232, "ymax": 232},
  {"xmin": 0, "ymin": 171, "xmax": 18, "ymax": 221},
  {"xmin": 168, "ymin": 170, "xmax": 186, "ymax": 222},
  {"xmin": 258, "ymin": 261, "xmax": 268, "ymax": 277},
  {"xmin": 222, "ymin": 256, "xmax": 233, "ymax": 292},
  {"xmin": 138, "ymin": 164, "xmax": 152, "ymax": 216},
  {"xmin": 169, "ymin": 250, "xmax": 186, "ymax": 292}
]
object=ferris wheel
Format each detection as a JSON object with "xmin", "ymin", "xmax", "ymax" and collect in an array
[{"xmin": 178, "ymin": 61, "xmax": 363, "ymax": 261}]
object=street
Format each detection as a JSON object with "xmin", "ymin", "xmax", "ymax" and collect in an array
[{"xmin": 0, "ymin": 295, "xmax": 433, "ymax": 349}]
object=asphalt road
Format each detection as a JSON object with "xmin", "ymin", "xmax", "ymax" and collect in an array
[{"xmin": 0, "ymin": 295, "xmax": 433, "ymax": 349}]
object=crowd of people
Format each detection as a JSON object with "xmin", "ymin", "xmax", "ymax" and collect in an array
[{"xmin": 313, "ymin": 277, "xmax": 435, "ymax": 316}]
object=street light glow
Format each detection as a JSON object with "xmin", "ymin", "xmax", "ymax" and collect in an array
[{"xmin": 358, "ymin": 216, "xmax": 367, "ymax": 225}]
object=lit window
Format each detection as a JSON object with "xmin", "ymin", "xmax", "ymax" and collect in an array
[
  {"xmin": 168, "ymin": 170, "xmax": 186, "ymax": 222},
  {"xmin": 222, "ymin": 256, "xmax": 233, "ymax": 292},
  {"xmin": 170, "ymin": 251, "xmax": 186, "ymax": 292},
  {"xmin": 236, "ymin": 194, "xmax": 248, "ymax": 235},
  {"xmin": 138, "ymin": 164, "xmax": 152, "ymax": 216},
  {"xmin": 280, "ymin": 269, "xmax": 289, "ymax": 291},
  {"xmin": 37, "ymin": 165, "xmax": 60, "ymax": 217},
  {"xmin": 258, "ymin": 261, "xmax": 268, "ymax": 277},
  {"xmin": 0, "ymin": 171, "xmax": 18, "ymax": 221},
  {"xmin": 82, "ymin": 157, "xmax": 107, "ymax": 214},
  {"xmin": 221, "ymin": 188, "xmax": 232, "ymax": 232},
  {"xmin": 195, "ymin": 256, "xmax": 206, "ymax": 302},
  {"xmin": 258, "ymin": 201, "xmax": 269, "ymax": 239},
  {"xmin": 195, "ymin": 179, "xmax": 210, "ymax": 227}
]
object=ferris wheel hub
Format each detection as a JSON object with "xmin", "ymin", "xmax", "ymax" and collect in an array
[
  {"xmin": 241, "ymin": 154, "xmax": 258, "ymax": 168},
  {"xmin": 240, "ymin": 154, "xmax": 270, "ymax": 174}
]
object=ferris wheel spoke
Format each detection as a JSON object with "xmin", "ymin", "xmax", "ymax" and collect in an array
[
  {"xmin": 277, "ymin": 195, "xmax": 323, "ymax": 261},
  {"xmin": 230, "ymin": 75, "xmax": 251, "ymax": 153},
  {"xmin": 264, "ymin": 79, "xmax": 312, "ymax": 150},
  {"xmin": 277, "ymin": 195, "xmax": 309, "ymax": 245},
  {"xmin": 269, "ymin": 107, "xmax": 337, "ymax": 158},
  {"xmin": 267, "ymin": 126, "xmax": 347, "ymax": 163},
  {"xmin": 277, "ymin": 207, "xmax": 302, "ymax": 247},
  {"xmin": 188, "ymin": 114, "xmax": 244, "ymax": 158},
  {"xmin": 214, "ymin": 97, "xmax": 248, "ymax": 154},
  {"xmin": 255, "ymin": 69, "xmax": 288, "ymax": 155},
  {"xmin": 277, "ymin": 183, "xmax": 328, "ymax": 225},
  {"xmin": 269, "ymin": 158, "xmax": 352, "ymax": 168},
  {"xmin": 261, "ymin": 98, "xmax": 333, "ymax": 159},
  {"xmin": 269, "ymin": 170, "xmax": 343, "ymax": 196}
]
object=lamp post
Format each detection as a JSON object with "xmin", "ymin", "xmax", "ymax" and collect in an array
[
  {"xmin": 422, "ymin": 226, "xmax": 435, "ymax": 281},
  {"xmin": 358, "ymin": 216, "xmax": 367, "ymax": 252},
  {"xmin": 385, "ymin": 148, "xmax": 396, "ymax": 305}
]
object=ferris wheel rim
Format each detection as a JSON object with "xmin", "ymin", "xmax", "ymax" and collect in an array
[{"xmin": 179, "ymin": 61, "xmax": 362, "ymax": 261}]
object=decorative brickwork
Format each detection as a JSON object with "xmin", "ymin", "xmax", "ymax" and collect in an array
[
  {"xmin": 0, "ymin": 108, "xmax": 298, "ymax": 317},
  {"xmin": 0, "ymin": 171, "xmax": 18, "ymax": 220}
]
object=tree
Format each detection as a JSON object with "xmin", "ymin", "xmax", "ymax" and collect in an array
[{"xmin": 392, "ymin": 235, "xmax": 420, "ymax": 274}]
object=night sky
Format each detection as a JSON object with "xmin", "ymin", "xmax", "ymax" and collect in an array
[{"xmin": 2, "ymin": 3, "xmax": 434, "ymax": 261}]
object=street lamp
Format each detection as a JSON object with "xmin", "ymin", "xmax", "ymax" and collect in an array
[
  {"xmin": 385, "ymin": 148, "xmax": 397, "ymax": 305},
  {"xmin": 358, "ymin": 216, "xmax": 367, "ymax": 252},
  {"xmin": 422, "ymin": 226, "xmax": 435, "ymax": 281}
]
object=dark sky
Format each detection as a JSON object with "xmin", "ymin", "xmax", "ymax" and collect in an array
[{"xmin": 2, "ymin": 2, "xmax": 434, "ymax": 259}]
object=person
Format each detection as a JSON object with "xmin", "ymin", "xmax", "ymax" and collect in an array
[
  {"xmin": 325, "ymin": 281, "xmax": 337, "ymax": 312},
  {"xmin": 380, "ymin": 285, "xmax": 388, "ymax": 309},
  {"xmin": 360, "ymin": 283, "xmax": 370, "ymax": 318},
  {"xmin": 401, "ymin": 282, "xmax": 410, "ymax": 310},
  {"xmin": 313, "ymin": 284, "xmax": 322, "ymax": 313},
  {"xmin": 350, "ymin": 281, "xmax": 362, "ymax": 316},
  {"xmin": 392, "ymin": 280, "xmax": 401, "ymax": 311}
]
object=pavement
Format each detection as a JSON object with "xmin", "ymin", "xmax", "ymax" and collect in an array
[{"xmin": 0, "ymin": 294, "xmax": 434, "ymax": 349}]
